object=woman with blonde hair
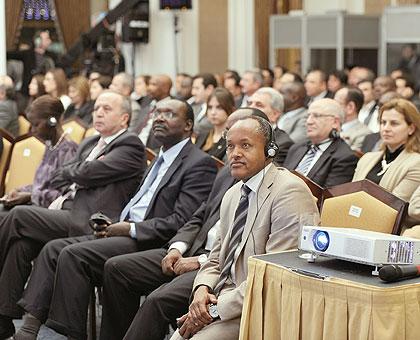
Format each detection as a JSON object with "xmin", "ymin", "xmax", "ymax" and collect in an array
[
  {"xmin": 63, "ymin": 76, "xmax": 94, "ymax": 125},
  {"xmin": 353, "ymin": 98, "xmax": 420, "ymax": 231}
]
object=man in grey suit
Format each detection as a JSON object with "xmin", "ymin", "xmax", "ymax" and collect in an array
[
  {"xmin": 0, "ymin": 91, "xmax": 147, "ymax": 339},
  {"xmin": 171, "ymin": 116, "xmax": 319, "ymax": 340},
  {"xmin": 334, "ymin": 87, "xmax": 371, "ymax": 151},
  {"xmin": 14, "ymin": 99, "xmax": 217, "ymax": 340},
  {"xmin": 0, "ymin": 76, "xmax": 19, "ymax": 137},
  {"xmin": 278, "ymin": 81, "xmax": 308, "ymax": 143},
  {"xmin": 283, "ymin": 98, "xmax": 358, "ymax": 187}
]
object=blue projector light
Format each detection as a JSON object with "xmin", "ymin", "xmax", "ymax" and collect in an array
[{"xmin": 313, "ymin": 230, "xmax": 330, "ymax": 252}]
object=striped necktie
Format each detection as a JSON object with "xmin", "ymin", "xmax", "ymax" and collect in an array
[
  {"xmin": 295, "ymin": 144, "xmax": 319, "ymax": 175},
  {"xmin": 213, "ymin": 184, "xmax": 252, "ymax": 295}
]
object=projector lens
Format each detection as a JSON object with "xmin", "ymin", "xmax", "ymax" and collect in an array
[{"xmin": 313, "ymin": 230, "xmax": 330, "ymax": 252}]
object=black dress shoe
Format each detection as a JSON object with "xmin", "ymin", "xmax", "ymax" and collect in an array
[{"xmin": 0, "ymin": 315, "xmax": 15, "ymax": 340}]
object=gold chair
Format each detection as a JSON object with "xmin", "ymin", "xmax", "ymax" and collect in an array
[
  {"xmin": 0, "ymin": 129, "xmax": 14, "ymax": 195},
  {"xmin": 320, "ymin": 179, "xmax": 407, "ymax": 235},
  {"xmin": 211, "ymin": 156, "xmax": 225, "ymax": 171},
  {"xmin": 146, "ymin": 147, "xmax": 157, "ymax": 166},
  {"xmin": 18, "ymin": 115, "xmax": 31, "ymax": 136},
  {"xmin": 291, "ymin": 170, "xmax": 323, "ymax": 211},
  {"xmin": 4, "ymin": 135, "xmax": 45, "ymax": 194},
  {"xmin": 62, "ymin": 118, "xmax": 87, "ymax": 144}
]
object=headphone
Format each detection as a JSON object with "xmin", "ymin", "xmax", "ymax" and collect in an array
[
  {"xmin": 47, "ymin": 116, "xmax": 57, "ymax": 128},
  {"xmin": 329, "ymin": 128, "xmax": 340, "ymax": 140},
  {"xmin": 261, "ymin": 119, "xmax": 279, "ymax": 159}
]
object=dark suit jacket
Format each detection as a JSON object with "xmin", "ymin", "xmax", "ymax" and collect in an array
[
  {"xmin": 361, "ymin": 132, "xmax": 381, "ymax": 153},
  {"xmin": 169, "ymin": 166, "xmax": 236, "ymax": 257},
  {"xmin": 283, "ymin": 138, "xmax": 358, "ymax": 188},
  {"xmin": 273, "ymin": 127, "xmax": 294, "ymax": 166},
  {"xmin": 133, "ymin": 140, "xmax": 218, "ymax": 250},
  {"xmin": 50, "ymin": 131, "xmax": 147, "ymax": 234}
]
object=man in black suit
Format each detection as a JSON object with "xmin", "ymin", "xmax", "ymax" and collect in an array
[
  {"xmin": 0, "ymin": 91, "xmax": 147, "ymax": 339},
  {"xmin": 15, "ymin": 99, "xmax": 217, "ymax": 340},
  {"xmin": 247, "ymin": 87, "xmax": 293, "ymax": 165},
  {"xmin": 284, "ymin": 98, "xmax": 358, "ymax": 187},
  {"xmin": 304, "ymin": 69, "xmax": 333, "ymax": 107}
]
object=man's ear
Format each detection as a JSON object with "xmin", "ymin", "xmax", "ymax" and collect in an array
[{"xmin": 184, "ymin": 119, "xmax": 194, "ymax": 132}]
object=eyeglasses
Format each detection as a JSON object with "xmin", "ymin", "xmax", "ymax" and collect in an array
[
  {"xmin": 152, "ymin": 111, "xmax": 176, "ymax": 120},
  {"xmin": 308, "ymin": 112, "xmax": 336, "ymax": 120}
]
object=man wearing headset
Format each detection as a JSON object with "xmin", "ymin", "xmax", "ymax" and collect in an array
[{"xmin": 171, "ymin": 115, "xmax": 318, "ymax": 340}]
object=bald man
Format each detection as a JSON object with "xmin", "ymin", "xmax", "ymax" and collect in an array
[
  {"xmin": 131, "ymin": 74, "xmax": 172, "ymax": 150},
  {"xmin": 284, "ymin": 98, "xmax": 358, "ymax": 187}
]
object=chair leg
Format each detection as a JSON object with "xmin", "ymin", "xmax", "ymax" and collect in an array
[{"xmin": 88, "ymin": 289, "xmax": 96, "ymax": 340}]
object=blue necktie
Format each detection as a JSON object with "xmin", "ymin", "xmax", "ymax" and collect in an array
[
  {"xmin": 119, "ymin": 156, "xmax": 164, "ymax": 221},
  {"xmin": 295, "ymin": 145, "xmax": 319, "ymax": 175},
  {"xmin": 213, "ymin": 184, "xmax": 251, "ymax": 295}
]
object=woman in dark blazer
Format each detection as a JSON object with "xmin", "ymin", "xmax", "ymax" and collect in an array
[{"xmin": 195, "ymin": 87, "xmax": 235, "ymax": 161}]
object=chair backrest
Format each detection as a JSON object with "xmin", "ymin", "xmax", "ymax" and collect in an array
[
  {"xmin": 62, "ymin": 118, "xmax": 87, "ymax": 144},
  {"xmin": 0, "ymin": 129, "xmax": 14, "ymax": 195},
  {"xmin": 4, "ymin": 135, "xmax": 45, "ymax": 193},
  {"xmin": 84, "ymin": 127, "xmax": 99, "ymax": 139},
  {"xmin": 18, "ymin": 115, "xmax": 31, "ymax": 136},
  {"xmin": 291, "ymin": 170, "xmax": 323, "ymax": 210},
  {"xmin": 211, "ymin": 156, "xmax": 225, "ymax": 171},
  {"xmin": 146, "ymin": 147, "xmax": 156, "ymax": 166},
  {"xmin": 320, "ymin": 179, "xmax": 407, "ymax": 235}
]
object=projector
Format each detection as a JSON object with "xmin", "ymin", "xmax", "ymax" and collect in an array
[{"xmin": 299, "ymin": 226, "xmax": 420, "ymax": 267}]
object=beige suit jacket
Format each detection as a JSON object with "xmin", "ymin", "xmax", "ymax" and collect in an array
[
  {"xmin": 409, "ymin": 185, "xmax": 420, "ymax": 221},
  {"xmin": 341, "ymin": 120, "xmax": 372, "ymax": 151},
  {"xmin": 353, "ymin": 149, "xmax": 420, "ymax": 203},
  {"xmin": 193, "ymin": 165, "xmax": 319, "ymax": 322}
]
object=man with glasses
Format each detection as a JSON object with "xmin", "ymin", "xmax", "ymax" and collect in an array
[
  {"xmin": 284, "ymin": 98, "xmax": 358, "ymax": 187},
  {"xmin": 13, "ymin": 99, "xmax": 218, "ymax": 340}
]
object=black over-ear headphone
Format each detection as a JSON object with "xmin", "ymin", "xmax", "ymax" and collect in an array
[
  {"xmin": 254, "ymin": 116, "xmax": 279, "ymax": 158},
  {"xmin": 47, "ymin": 116, "xmax": 57, "ymax": 128}
]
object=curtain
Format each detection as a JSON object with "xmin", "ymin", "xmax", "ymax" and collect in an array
[{"xmin": 6, "ymin": 0, "xmax": 24, "ymax": 50}]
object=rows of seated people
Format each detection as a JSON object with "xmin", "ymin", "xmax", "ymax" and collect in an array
[{"xmin": 0, "ymin": 64, "xmax": 418, "ymax": 340}]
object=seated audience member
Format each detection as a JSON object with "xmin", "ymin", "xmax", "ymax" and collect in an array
[
  {"xmin": 43, "ymin": 68, "xmax": 71, "ymax": 109},
  {"xmin": 97, "ymin": 107, "xmax": 284, "ymax": 340},
  {"xmin": 132, "ymin": 75, "xmax": 152, "ymax": 108},
  {"xmin": 109, "ymin": 73, "xmax": 142, "ymax": 130},
  {"xmin": 334, "ymin": 87, "xmax": 371, "ymax": 151},
  {"xmin": 223, "ymin": 71, "xmax": 243, "ymax": 108},
  {"xmin": 170, "ymin": 116, "xmax": 319, "ymax": 340},
  {"xmin": 190, "ymin": 73, "xmax": 218, "ymax": 135},
  {"xmin": 239, "ymin": 70, "xmax": 263, "ymax": 107},
  {"xmin": 131, "ymin": 74, "xmax": 172, "ymax": 150},
  {"xmin": 15, "ymin": 99, "xmax": 217, "ymax": 340},
  {"xmin": 395, "ymin": 75, "xmax": 420, "ymax": 110},
  {"xmin": 362, "ymin": 76, "xmax": 396, "ymax": 133},
  {"xmin": 304, "ymin": 69, "xmax": 333, "ymax": 106},
  {"xmin": 247, "ymin": 87, "xmax": 294, "ymax": 165},
  {"xmin": 26, "ymin": 74, "xmax": 46, "ymax": 108},
  {"xmin": 89, "ymin": 75, "xmax": 111, "ymax": 102},
  {"xmin": 63, "ymin": 76, "xmax": 94, "ymax": 126},
  {"xmin": 0, "ymin": 76, "xmax": 19, "ymax": 136},
  {"xmin": 273, "ymin": 65, "xmax": 287, "ymax": 80},
  {"xmin": 327, "ymin": 69, "xmax": 348, "ymax": 94},
  {"xmin": 273, "ymin": 71, "xmax": 303, "ymax": 92},
  {"xmin": 0, "ymin": 95, "xmax": 77, "ymax": 213},
  {"xmin": 347, "ymin": 66, "xmax": 375, "ymax": 86},
  {"xmin": 261, "ymin": 68, "xmax": 274, "ymax": 87},
  {"xmin": 357, "ymin": 79, "xmax": 376, "ymax": 127},
  {"xmin": 353, "ymin": 98, "xmax": 420, "ymax": 226},
  {"xmin": 174, "ymin": 73, "xmax": 192, "ymax": 101},
  {"xmin": 284, "ymin": 98, "xmax": 358, "ymax": 187},
  {"xmin": 195, "ymin": 88, "xmax": 235, "ymax": 161},
  {"xmin": 0, "ymin": 91, "xmax": 147, "ymax": 339},
  {"xmin": 278, "ymin": 81, "xmax": 308, "ymax": 143}
]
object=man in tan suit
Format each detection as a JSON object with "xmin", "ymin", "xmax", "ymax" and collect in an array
[{"xmin": 171, "ymin": 116, "xmax": 319, "ymax": 340}]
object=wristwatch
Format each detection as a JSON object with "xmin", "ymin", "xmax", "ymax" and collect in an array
[
  {"xmin": 208, "ymin": 303, "xmax": 220, "ymax": 320},
  {"xmin": 197, "ymin": 254, "xmax": 208, "ymax": 267}
]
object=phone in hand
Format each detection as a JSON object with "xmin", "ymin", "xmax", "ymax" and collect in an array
[{"xmin": 89, "ymin": 212, "xmax": 112, "ymax": 231}]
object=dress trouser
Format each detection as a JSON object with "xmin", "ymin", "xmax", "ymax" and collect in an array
[
  {"xmin": 21, "ymin": 236, "xmax": 139, "ymax": 340},
  {"xmin": 0, "ymin": 205, "xmax": 87, "ymax": 318},
  {"xmin": 99, "ymin": 248, "xmax": 196, "ymax": 340}
]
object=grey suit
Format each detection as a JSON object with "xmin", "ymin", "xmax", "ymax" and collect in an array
[
  {"xmin": 277, "ymin": 107, "xmax": 308, "ymax": 144},
  {"xmin": 0, "ymin": 131, "xmax": 147, "ymax": 319},
  {"xmin": 0, "ymin": 99, "xmax": 19, "ymax": 137},
  {"xmin": 341, "ymin": 120, "xmax": 372, "ymax": 151}
]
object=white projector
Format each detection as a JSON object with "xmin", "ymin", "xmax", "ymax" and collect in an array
[{"xmin": 299, "ymin": 226, "xmax": 420, "ymax": 267}]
